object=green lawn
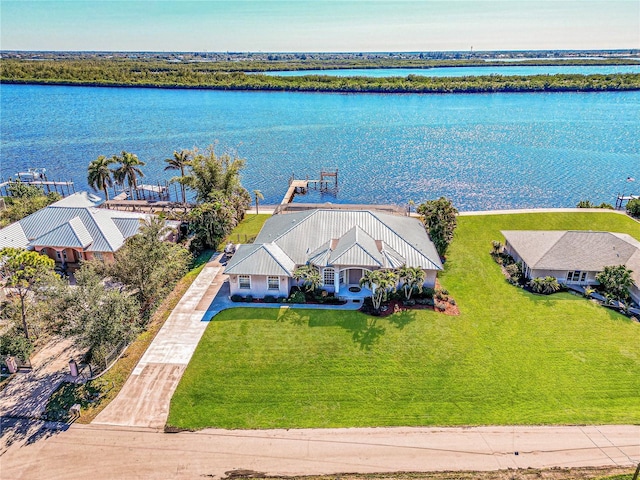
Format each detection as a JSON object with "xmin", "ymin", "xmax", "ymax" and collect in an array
[
  {"xmin": 169, "ymin": 212, "xmax": 640, "ymax": 429},
  {"xmin": 219, "ymin": 213, "xmax": 270, "ymax": 249}
]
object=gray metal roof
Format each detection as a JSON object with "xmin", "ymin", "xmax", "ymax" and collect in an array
[
  {"xmin": 0, "ymin": 192, "xmax": 166, "ymax": 253},
  {"xmin": 330, "ymin": 226, "xmax": 384, "ymax": 267},
  {"xmin": 225, "ymin": 243, "xmax": 296, "ymax": 276},
  {"xmin": 245, "ymin": 209, "xmax": 442, "ymax": 273},
  {"xmin": 502, "ymin": 230, "xmax": 640, "ymax": 272},
  {"xmin": 30, "ymin": 216, "xmax": 93, "ymax": 249}
]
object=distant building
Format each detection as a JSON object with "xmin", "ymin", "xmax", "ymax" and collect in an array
[
  {"xmin": 502, "ymin": 230, "xmax": 640, "ymax": 304},
  {"xmin": 0, "ymin": 192, "xmax": 178, "ymax": 266},
  {"xmin": 225, "ymin": 208, "xmax": 442, "ymax": 301}
]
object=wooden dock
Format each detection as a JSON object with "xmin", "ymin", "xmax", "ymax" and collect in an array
[
  {"xmin": 0, "ymin": 178, "xmax": 75, "ymax": 196},
  {"xmin": 101, "ymin": 200, "xmax": 193, "ymax": 215},
  {"xmin": 281, "ymin": 168, "xmax": 338, "ymax": 205},
  {"xmin": 615, "ymin": 193, "xmax": 639, "ymax": 209},
  {"xmin": 281, "ymin": 180, "xmax": 309, "ymax": 204}
]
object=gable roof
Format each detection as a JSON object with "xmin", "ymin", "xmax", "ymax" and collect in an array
[
  {"xmin": 30, "ymin": 216, "xmax": 93, "ymax": 249},
  {"xmin": 235, "ymin": 209, "xmax": 442, "ymax": 274},
  {"xmin": 225, "ymin": 243, "xmax": 296, "ymax": 276},
  {"xmin": 329, "ymin": 226, "xmax": 384, "ymax": 267},
  {"xmin": 502, "ymin": 230, "xmax": 640, "ymax": 272}
]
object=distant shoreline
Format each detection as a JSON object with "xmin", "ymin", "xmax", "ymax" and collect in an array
[{"xmin": 3, "ymin": 76, "xmax": 640, "ymax": 94}]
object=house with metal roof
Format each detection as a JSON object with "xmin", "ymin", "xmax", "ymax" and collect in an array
[
  {"xmin": 225, "ymin": 209, "xmax": 443, "ymax": 300},
  {"xmin": 502, "ymin": 230, "xmax": 640, "ymax": 304},
  {"xmin": 0, "ymin": 192, "xmax": 178, "ymax": 267}
]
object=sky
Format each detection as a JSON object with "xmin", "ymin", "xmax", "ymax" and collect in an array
[{"xmin": 1, "ymin": 0, "xmax": 638, "ymax": 52}]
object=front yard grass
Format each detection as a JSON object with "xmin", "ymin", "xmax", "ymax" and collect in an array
[{"xmin": 168, "ymin": 212, "xmax": 640, "ymax": 429}]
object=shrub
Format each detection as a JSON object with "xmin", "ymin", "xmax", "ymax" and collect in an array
[
  {"xmin": 402, "ymin": 299, "xmax": 416, "ymax": 307},
  {"xmin": 230, "ymin": 294, "xmax": 243, "ymax": 302},
  {"xmin": 435, "ymin": 288, "xmax": 449, "ymax": 301},
  {"xmin": 529, "ymin": 276, "xmax": 561, "ymax": 294},
  {"xmin": 0, "ymin": 332, "xmax": 33, "ymax": 362},
  {"xmin": 598, "ymin": 203, "xmax": 614, "ymax": 210},
  {"xmin": 448, "ymin": 298, "xmax": 456, "ymax": 305},
  {"xmin": 421, "ymin": 287, "xmax": 435, "ymax": 299},
  {"xmin": 263, "ymin": 295, "xmax": 277, "ymax": 303},
  {"xmin": 244, "ymin": 295, "xmax": 254, "ymax": 303},
  {"xmin": 435, "ymin": 301, "xmax": 447, "ymax": 312},
  {"xmin": 288, "ymin": 291, "xmax": 306, "ymax": 304},
  {"xmin": 491, "ymin": 240, "xmax": 504, "ymax": 254},
  {"xmin": 505, "ymin": 262, "xmax": 523, "ymax": 282},
  {"xmin": 596, "ymin": 265, "xmax": 634, "ymax": 301},
  {"xmin": 576, "ymin": 200, "xmax": 595, "ymax": 208},
  {"xmin": 627, "ymin": 198, "xmax": 640, "ymax": 218}
]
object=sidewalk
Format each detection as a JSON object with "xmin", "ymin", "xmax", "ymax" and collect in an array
[{"xmin": 91, "ymin": 254, "xmax": 226, "ymax": 428}]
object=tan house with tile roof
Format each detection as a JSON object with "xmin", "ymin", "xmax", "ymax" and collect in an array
[{"xmin": 502, "ymin": 230, "xmax": 640, "ymax": 304}]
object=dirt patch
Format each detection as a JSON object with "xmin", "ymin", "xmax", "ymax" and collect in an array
[{"xmin": 217, "ymin": 466, "xmax": 634, "ymax": 480}]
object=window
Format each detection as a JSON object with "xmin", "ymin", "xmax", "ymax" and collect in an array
[
  {"xmin": 267, "ymin": 276, "xmax": 279, "ymax": 290},
  {"xmin": 567, "ymin": 271, "xmax": 587, "ymax": 283},
  {"xmin": 93, "ymin": 252, "xmax": 104, "ymax": 261},
  {"xmin": 323, "ymin": 268, "xmax": 335, "ymax": 286},
  {"xmin": 239, "ymin": 275, "xmax": 251, "ymax": 289}
]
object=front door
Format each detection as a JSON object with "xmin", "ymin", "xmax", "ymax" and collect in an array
[{"xmin": 348, "ymin": 268, "xmax": 363, "ymax": 285}]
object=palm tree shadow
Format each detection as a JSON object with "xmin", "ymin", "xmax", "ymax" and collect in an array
[
  {"xmin": 342, "ymin": 317, "xmax": 386, "ymax": 351},
  {"xmin": 387, "ymin": 309, "xmax": 416, "ymax": 330},
  {"xmin": 275, "ymin": 307, "xmax": 308, "ymax": 326},
  {"xmin": 307, "ymin": 314, "xmax": 386, "ymax": 350}
]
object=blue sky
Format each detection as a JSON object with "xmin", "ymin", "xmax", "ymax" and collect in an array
[{"xmin": 1, "ymin": 1, "xmax": 638, "ymax": 52}]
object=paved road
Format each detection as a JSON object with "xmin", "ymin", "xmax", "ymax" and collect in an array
[
  {"xmin": 92, "ymin": 254, "xmax": 226, "ymax": 428},
  {"xmin": 2, "ymin": 424, "xmax": 638, "ymax": 479}
]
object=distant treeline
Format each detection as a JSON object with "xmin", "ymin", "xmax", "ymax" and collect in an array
[{"xmin": 2, "ymin": 59, "xmax": 639, "ymax": 93}]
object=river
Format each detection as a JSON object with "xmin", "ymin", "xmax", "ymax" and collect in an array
[{"xmin": 1, "ymin": 84, "xmax": 638, "ymax": 210}]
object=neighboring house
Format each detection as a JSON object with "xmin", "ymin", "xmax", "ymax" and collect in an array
[
  {"xmin": 502, "ymin": 230, "xmax": 640, "ymax": 304},
  {"xmin": 225, "ymin": 209, "xmax": 443, "ymax": 300},
  {"xmin": 0, "ymin": 192, "xmax": 178, "ymax": 266}
]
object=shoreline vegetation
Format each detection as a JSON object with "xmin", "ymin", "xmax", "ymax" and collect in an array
[{"xmin": 2, "ymin": 58, "xmax": 640, "ymax": 93}]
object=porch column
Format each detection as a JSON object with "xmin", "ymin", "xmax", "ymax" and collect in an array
[{"xmin": 334, "ymin": 267, "xmax": 340, "ymax": 293}]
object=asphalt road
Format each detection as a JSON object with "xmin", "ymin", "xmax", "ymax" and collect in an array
[{"xmin": 2, "ymin": 424, "xmax": 638, "ymax": 479}]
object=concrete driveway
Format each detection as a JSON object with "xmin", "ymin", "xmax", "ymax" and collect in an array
[{"xmin": 92, "ymin": 254, "xmax": 227, "ymax": 428}]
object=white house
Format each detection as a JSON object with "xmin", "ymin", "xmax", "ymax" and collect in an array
[
  {"xmin": 0, "ymin": 192, "xmax": 179, "ymax": 266},
  {"xmin": 502, "ymin": 230, "xmax": 640, "ymax": 304},
  {"xmin": 225, "ymin": 209, "xmax": 443, "ymax": 300}
]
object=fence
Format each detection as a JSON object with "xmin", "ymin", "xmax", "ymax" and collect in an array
[{"xmin": 85, "ymin": 340, "xmax": 128, "ymax": 381}]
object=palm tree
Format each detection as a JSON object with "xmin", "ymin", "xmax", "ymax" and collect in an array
[
  {"xmin": 396, "ymin": 265, "xmax": 425, "ymax": 300},
  {"xmin": 164, "ymin": 150, "xmax": 191, "ymax": 204},
  {"xmin": 87, "ymin": 155, "xmax": 115, "ymax": 201},
  {"xmin": 113, "ymin": 151, "xmax": 145, "ymax": 199},
  {"xmin": 360, "ymin": 269, "xmax": 398, "ymax": 311},
  {"xmin": 253, "ymin": 190, "xmax": 264, "ymax": 215},
  {"xmin": 292, "ymin": 264, "xmax": 322, "ymax": 293}
]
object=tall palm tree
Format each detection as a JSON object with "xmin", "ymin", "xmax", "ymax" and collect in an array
[
  {"xmin": 253, "ymin": 189, "xmax": 264, "ymax": 215},
  {"xmin": 87, "ymin": 155, "xmax": 115, "ymax": 201},
  {"xmin": 164, "ymin": 150, "xmax": 191, "ymax": 204},
  {"xmin": 113, "ymin": 151, "xmax": 145, "ymax": 199}
]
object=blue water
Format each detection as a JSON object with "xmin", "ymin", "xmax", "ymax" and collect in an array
[
  {"xmin": 265, "ymin": 65, "xmax": 640, "ymax": 77},
  {"xmin": 1, "ymin": 84, "xmax": 639, "ymax": 211}
]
